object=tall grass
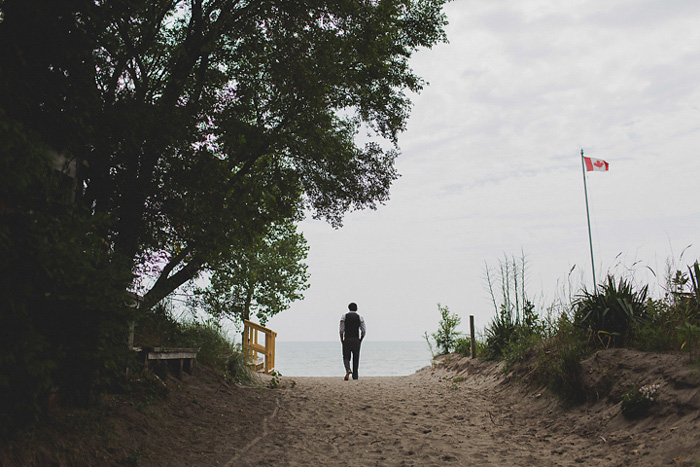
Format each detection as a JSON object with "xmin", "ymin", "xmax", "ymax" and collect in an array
[
  {"xmin": 482, "ymin": 253, "xmax": 546, "ymax": 360},
  {"xmin": 135, "ymin": 303, "xmax": 254, "ymax": 384},
  {"xmin": 475, "ymin": 253, "xmax": 700, "ymax": 402}
]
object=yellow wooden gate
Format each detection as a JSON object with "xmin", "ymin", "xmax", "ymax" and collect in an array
[{"xmin": 242, "ymin": 320, "xmax": 276, "ymax": 374}]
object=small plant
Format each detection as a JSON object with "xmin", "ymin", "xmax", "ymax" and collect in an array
[
  {"xmin": 687, "ymin": 261, "xmax": 700, "ymax": 310},
  {"xmin": 427, "ymin": 304, "xmax": 462, "ymax": 355},
  {"xmin": 423, "ymin": 331, "xmax": 436, "ymax": 357},
  {"xmin": 677, "ymin": 322, "xmax": 700, "ymax": 358},
  {"xmin": 268, "ymin": 370, "xmax": 282, "ymax": 389},
  {"xmin": 453, "ymin": 336, "xmax": 471, "ymax": 356},
  {"xmin": 621, "ymin": 383, "xmax": 660, "ymax": 418},
  {"xmin": 125, "ymin": 447, "xmax": 144, "ymax": 466}
]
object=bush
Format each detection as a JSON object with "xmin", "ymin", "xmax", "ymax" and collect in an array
[
  {"xmin": 429, "ymin": 304, "xmax": 462, "ymax": 355},
  {"xmin": 632, "ymin": 299, "xmax": 682, "ymax": 351},
  {"xmin": 483, "ymin": 306, "xmax": 518, "ymax": 360},
  {"xmin": 573, "ymin": 275, "xmax": 648, "ymax": 347},
  {"xmin": 453, "ymin": 336, "xmax": 470, "ymax": 355},
  {"xmin": 483, "ymin": 301, "xmax": 542, "ymax": 361},
  {"xmin": 453, "ymin": 336, "xmax": 486, "ymax": 356},
  {"xmin": 534, "ymin": 338, "xmax": 589, "ymax": 404},
  {"xmin": 504, "ymin": 332, "xmax": 543, "ymax": 366},
  {"xmin": 621, "ymin": 383, "xmax": 660, "ymax": 418}
]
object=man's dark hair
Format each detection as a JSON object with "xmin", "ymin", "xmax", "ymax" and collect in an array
[{"xmin": 348, "ymin": 302, "xmax": 358, "ymax": 311}]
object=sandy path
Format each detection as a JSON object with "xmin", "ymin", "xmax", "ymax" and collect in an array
[
  {"xmin": 230, "ymin": 369, "xmax": 631, "ymax": 466},
  {"xmin": 7, "ymin": 352, "xmax": 697, "ymax": 465}
]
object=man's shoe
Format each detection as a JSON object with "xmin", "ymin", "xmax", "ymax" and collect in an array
[{"xmin": 344, "ymin": 370, "xmax": 352, "ymax": 381}]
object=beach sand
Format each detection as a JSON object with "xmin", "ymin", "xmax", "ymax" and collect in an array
[
  {"xmin": 6, "ymin": 351, "xmax": 698, "ymax": 465},
  {"xmin": 225, "ymin": 355, "xmax": 700, "ymax": 466}
]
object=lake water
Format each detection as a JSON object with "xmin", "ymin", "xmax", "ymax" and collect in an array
[{"xmin": 273, "ymin": 341, "xmax": 433, "ymax": 377}]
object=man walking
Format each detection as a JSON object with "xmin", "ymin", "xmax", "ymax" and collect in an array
[{"xmin": 339, "ymin": 302, "xmax": 366, "ymax": 380}]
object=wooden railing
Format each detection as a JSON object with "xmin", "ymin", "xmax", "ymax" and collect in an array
[{"xmin": 242, "ymin": 320, "xmax": 277, "ymax": 374}]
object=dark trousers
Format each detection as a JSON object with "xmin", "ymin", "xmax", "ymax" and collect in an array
[{"xmin": 342, "ymin": 338, "xmax": 361, "ymax": 379}]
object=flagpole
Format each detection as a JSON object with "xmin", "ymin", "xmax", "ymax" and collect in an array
[{"xmin": 580, "ymin": 148, "xmax": 597, "ymax": 293}]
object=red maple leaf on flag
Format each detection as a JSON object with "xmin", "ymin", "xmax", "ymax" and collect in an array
[{"xmin": 583, "ymin": 156, "xmax": 609, "ymax": 172}]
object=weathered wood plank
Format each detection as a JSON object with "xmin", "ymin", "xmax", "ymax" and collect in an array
[{"xmin": 147, "ymin": 351, "xmax": 198, "ymax": 360}]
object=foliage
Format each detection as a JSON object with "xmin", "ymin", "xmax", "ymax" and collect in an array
[
  {"xmin": 632, "ymin": 299, "xmax": 681, "ymax": 351},
  {"xmin": 533, "ymin": 337, "xmax": 589, "ymax": 404},
  {"xmin": 454, "ymin": 336, "xmax": 469, "ymax": 355},
  {"xmin": 621, "ymin": 383, "xmax": 660, "ymax": 418},
  {"xmin": 267, "ymin": 370, "xmax": 282, "ymax": 390},
  {"xmin": 0, "ymin": 0, "xmax": 450, "ymax": 435},
  {"xmin": 196, "ymin": 219, "xmax": 310, "ymax": 325},
  {"xmin": 483, "ymin": 253, "xmax": 543, "ymax": 359},
  {"xmin": 667, "ymin": 261, "xmax": 700, "ymax": 323},
  {"xmin": 453, "ymin": 335, "xmax": 486, "ymax": 357},
  {"xmin": 0, "ymin": 0, "xmax": 451, "ymax": 309},
  {"xmin": 503, "ymin": 332, "xmax": 543, "ymax": 366},
  {"xmin": 687, "ymin": 261, "xmax": 700, "ymax": 306},
  {"xmin": 0, "ymin": 113, "xmax": 134, "ymax": 436},
  {"xmin": 473, "ymin": 253, "xmax": 700, "ymax": 405},
  {"xmin": 485, "ymin": 252, "xmax": 530, "ymax": 324},
  {"xmin": 135, "ymin": 305, "xmax": 256, "ymax": 384},
  {"xmin": 677, "ymin": 322, "xmax": 700, "ymax": 358},
  {"xmin": 572, "ymin": 275, "xmax": 648, "ymax": 348},
  {"xmin": 423, "ymin": 331, "xmax": 436, "ymax": 357},
  {"xmin": 135, "ymin": 305, "xmax": 237, "ymax": 371},
  {"xmin": 429, "ymin": 304, "xmax": 462, "ymax": 355},
  {"xmin": 176, "ymin": 321, "xmax": 237, "ymax": 371},
  {"xmin": 226, "ymin": 351, "xmax": 255, "ymax": 386},
  {"xmin": 483, "ymin": 305, "xmax": 518, "ymax": 360}
]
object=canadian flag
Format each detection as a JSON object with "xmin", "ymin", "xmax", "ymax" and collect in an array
[{"xmin": 583, "ymin": 156, "xmax": 609, "ymax": 172}]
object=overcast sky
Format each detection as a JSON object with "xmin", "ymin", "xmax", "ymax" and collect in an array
[{"xmin": 266, "ymin": 0, "xmax": 700, "ymax": 342}]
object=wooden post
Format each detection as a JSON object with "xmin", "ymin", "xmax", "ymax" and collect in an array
[
  {"xmin": 128, "ymin": 323, "xmax": 135, "ymax": 350},
  {"xmin": 470, "ymin": 315, "xmax": 476, "ymax": 359}
]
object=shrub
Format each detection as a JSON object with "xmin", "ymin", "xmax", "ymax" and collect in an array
[
  {"xmin": 453, "ymin": 336, "xmax": 485, "ymax": 357},
  {"xmin": 453, "ymin": 336, "xmax": 469, "ymax": 355},
  {"xmin": 573, "ymin": 275, "xmax": 648, "ymax": 347},
  {"xmin": 686, "ymin": 261, "xmax": 700, "ymax": 317},
  {"xmin": 677, "ymin": 322, "xmax": 700, "ymax": 358},
  {"xmin": 534, "ymin": 339, "xmax": 589, "ymax": 404},
  {"xmin": 632, "ymin": 299, "xmax": 682, "ymax": 351},
  {"xmin": 483, "ymin": 301, "xmax": 542, "ymax": 361},
  {"xmin": 621, "ymin": 383, "xmax": 660, "ymax": 418},
  {"xmin": 504, "ymin": 332, "xmax": 543, "ymax": 365},
  {"xmin": 482, "ymin": 305, "xmax": 518, "ymax": 360},
  {"xmin": 429, "ymin": 304, "xmax": 462, "ymax": 355}
]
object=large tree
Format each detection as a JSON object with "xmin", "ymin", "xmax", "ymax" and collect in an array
[{"xmin": 0, "ymin": 0, "xmax": 449, "ymax": 306}]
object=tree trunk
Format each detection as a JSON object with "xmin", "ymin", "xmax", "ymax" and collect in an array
[{"xmin": 142, "ymin": 255, "xmax": 204, "ymax": 309}]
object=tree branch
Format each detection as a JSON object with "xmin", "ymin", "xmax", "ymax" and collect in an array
[
  {"xmin": 155, "ymin": 246, "xmax": 191, "ymax": 287},
  {"xmin": 143, "ymin": 254, "xmax": 204, "ymax": 309}
]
